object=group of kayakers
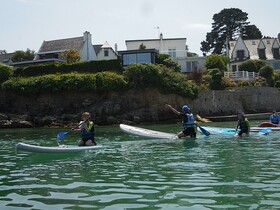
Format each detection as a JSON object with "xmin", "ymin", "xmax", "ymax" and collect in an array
[
  {"xmin": 72, "ymin": 106, "xmax": 279, "ymax": 146},
  {"xmin": 165, "ymin": 104, "xmax": 279, "ymax": 139}
]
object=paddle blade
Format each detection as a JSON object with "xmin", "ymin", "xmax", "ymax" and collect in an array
[
  {"xmin": 57, "ymin": 132, "xmax": 69, "ymax": 140},
  {"xmin": 259, "ymin": 128, "xmax": 272, "ymax": 135},
  {"xmin": 197, "ymin": 125, "xmax": 211, "ymax": 136}
]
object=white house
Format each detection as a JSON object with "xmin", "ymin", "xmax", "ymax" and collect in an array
[
  {"xmin": 125, "ymin": 33, "xmax": 205, "ymax": 73},
  {"xmin": 228, "ymin": 35, "xmax": 280, "ymax": 72},
  {"xmin": 35, "ymin": 31, "xmax": 117, "ymax": 62}
]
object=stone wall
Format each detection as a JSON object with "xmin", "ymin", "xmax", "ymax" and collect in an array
[{"xmin": 0, "ymin": 87, "xmax": 279, "ymax": 127}]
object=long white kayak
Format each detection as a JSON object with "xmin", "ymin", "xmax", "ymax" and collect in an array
[
  {"xmin": 120, "ymin": 124, "xmax": 178, "ymax": 139},
  {"xmin": 16, "ymin": 142, "xmax": 103, "ymax": 153}
]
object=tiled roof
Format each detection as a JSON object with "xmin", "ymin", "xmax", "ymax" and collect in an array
[
  {"xmin": 0, "ymin": 52, "xmax": 14, "ymax": 64},
  {"xmin": 38, "ymin": 36, "xmax": 84, "ymax": 53}
]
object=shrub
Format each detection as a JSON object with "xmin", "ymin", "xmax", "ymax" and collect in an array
[
  {"xmin": 123, "ymin": 63, "xmax": 162, "ymax": 88},
  {"xmin": 259, "ymin": 65, "xmax": 274, "ymax": 86},
  {"xmin": 238, "ymin": 60, "xmax": 258, "ymax": 72},
  {"xmin": 2, "ymin": 72, "xmax": 127, "ymax": 95},
  {"xmin": 205, "ymin": 54, "xmax": 227, "ymax": 73},
  {"xmin": 0, "ymin": 64, "xmax": 13, "ymax": 84},
  {"xmin": 207, "ymin": 68, "xmax": 225, "ymax": 90},
  {"xmin": 13, "ymin": 59, "xmax": 123, "ymax": 77}
]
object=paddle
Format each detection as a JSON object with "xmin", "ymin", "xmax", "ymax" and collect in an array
[
  {"xmin": 57, "ymin": 131, "xmax": 70, "ymax": 141},
  {"xmin": 195, "ymin": 124, "xmax": 211, "ymax": 136},
  {"xmin": 56, "ymin": 118, "xmax": 89, "ymax": 141}
]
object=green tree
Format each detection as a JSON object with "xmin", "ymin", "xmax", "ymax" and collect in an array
[
  {"xmin": 156, "ymin": 54, "xmax": 181, "ymax": 72},
  {"xmin": 0, "ymin": 64, "xmax": 13, "ymax": 84},
  {"xmin": 200, "ymin": 8, "xmax": 262, "ymax": 55},
  {"xmin": 259, "ymin": 65, "xmax": 274, "ymax": 86},
  {"xmin": 205, "ymin": 54, "xmax": 227, "ymax": 73},
  {"xmin": 139, "ymin": 43, "xmax": 146, "ymax": 50},
  {"xmin": 12, "ymin": 48, "xmax": 35, "ymax": 62},
  {"xmin": 239, "ymin": 59, "xmax": 266, "ymax": 72},
  {"xmin": 61, "ymin": 49, "xmax": 80, "ymax": 64},
  {"xmin": 208, "ymin": 68, "xmax": 224, "ymax": 90},
  {"xmin": 238, "ymin": 60, "xmax": 258, "ymax": 72},
  {"xmin": 241, "ymin": 25, "xmax": 262, "ymax": 40}
]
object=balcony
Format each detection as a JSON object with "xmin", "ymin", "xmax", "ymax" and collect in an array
[{"xmin": 224, "ymin": 71, "xmax": 258, "ymax": 81}]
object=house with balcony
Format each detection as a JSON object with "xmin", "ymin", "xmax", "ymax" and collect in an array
[
  {"xmin": 228, "ymin": 35, "xmax": 280, "ymax": 72},
  {"xmin": 124, "ymin": 33, "xmax": 205, "ymax": 73}
]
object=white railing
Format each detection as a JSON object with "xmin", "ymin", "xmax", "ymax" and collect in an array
[{"xmin": 224, "ymin": 71, "xmax": 258, "ymax": 81}]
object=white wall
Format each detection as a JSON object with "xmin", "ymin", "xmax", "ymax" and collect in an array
[
  {"xmin": 97, "ymin": 48, "xmax": 117, "ymax": 60},
  {"xmin": 80, "ymin": 31, "xmax": 97, "ymax": 61}
]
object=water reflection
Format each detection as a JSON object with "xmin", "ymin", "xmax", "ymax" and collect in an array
[{"xmin": 0, "ymin": 124, "xmax": 280, "ymax": 209}]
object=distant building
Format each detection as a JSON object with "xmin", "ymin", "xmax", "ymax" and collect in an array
[
  {"xmin": 0, "ymin": 51, "xmax": 14, "ymax": 65},
  {"xmin": 228, "ymin": 35, "xmax": 280, "ymax": 71},
  {"xmin": 35, "ymin": 31, "xmax": 117, "ymax": 62},
  {"xmin": 125, "ymin": 33, "xmax": 205, "ymax": 73},
  {"xmin": 7, "ymin": 31, "xmax": 117, "ymax": 68}
]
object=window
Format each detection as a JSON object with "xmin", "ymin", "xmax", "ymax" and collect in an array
[
  {"xmin": 123, "ymin": 54, "xmax": 137, "ymax": 66},
  {"xmin": 104, "ymin": 50, "xmax": 109, "ymax": 57},
  {"xmin": 168, "ymin": 49, "xmax": 176, "ymax": 58},
  {"xmin": 273, "ymin": 48, "xmax": 280, "ymax": 59},
  {"xmin": 137, "ymin": 53, "xmax": 151, "ymax": 64},
  {"xmin": 236, "ymin": 50, "xmax": 245, "ymax": 60},
  {"xmin": 258, "ymin": 49, "xmax": 266, "ymax": 59},
  {"xmin": 232, "ymin": 65, "xmax": 237, "ymax": 72},
  {"xmin": 122, "ymin": 53, "xmax": 152, "ymax": 66},
  {"xmin": 186, "ymin": 61, "xmax": 198, "ymax": 72}
]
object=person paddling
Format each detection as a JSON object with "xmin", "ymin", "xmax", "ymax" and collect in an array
[
  {"xmin": 74, "ymin": 112, "xmax": 96, "ymax": 146},
  {"xmin": 165, "ymin": 104, "xmax": 196, "ymax": 138},
  {"xmin": 269, "ymin": 110, "xmax": 279, "ymax": 125},
  {"xmin": 234, "ymin": 110, "xmax": 250, "ymax": 137}
]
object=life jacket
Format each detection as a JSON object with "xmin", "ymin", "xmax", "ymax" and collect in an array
[
  {"xmin": 239, "ymin": 118, "xmax": 248, "ymax": 131},
  {"xmin": 271, "ymin": 115, "xmax": 279, "ymax": 124},
  {"xmin": 81, "ymin": 121, "xmax": 95, "ymax": 140},
  {"xmin": 182, "ymin": 113, "xmax": 195, "ymax": 128}
]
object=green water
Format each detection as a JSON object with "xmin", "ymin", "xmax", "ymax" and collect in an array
[{"xmin": 0, "ymin": 121, "xmax": 280, "ymax": 210}]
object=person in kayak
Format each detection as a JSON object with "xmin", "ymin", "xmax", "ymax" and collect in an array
[
  {"xmin": 75, "ymin": 112, "xmax": 96, "ymax": 146},
  {"xmin": 165, "ymin": 104, "xmax": 196, "ymax": 138},
  {"xmin": 269, "ymin": 110, "xmax": 279, "ymax": 125},
  {"xmin": 234, "ymin": 110, "xmax": 250, "ymax": 137}
]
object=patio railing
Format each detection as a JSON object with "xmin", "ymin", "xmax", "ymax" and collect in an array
[{"xmin": 224, "ymin": 71, "xmax": 258, "ymax": 81}]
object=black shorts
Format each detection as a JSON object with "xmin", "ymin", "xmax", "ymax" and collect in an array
[
  {"xmin": 81, "ymin": 138, "xmax": 97, "ymax": 145},
  {"xmin": 238, "ymin": 129, "xmax": 248, "ymax": 136},
  {"xmin": 183, "ymin": 127, "xmax": 196, "ymax": 138}
]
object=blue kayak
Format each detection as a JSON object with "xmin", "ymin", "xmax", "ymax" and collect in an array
[{"xmin": 198, "ymin": 126, "xmax": 272, "ymax": 135}]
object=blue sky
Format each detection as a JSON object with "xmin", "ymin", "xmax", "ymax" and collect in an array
[{"xmin": 1, "ymin": 0, "xmax": 280, "ymax": 56}]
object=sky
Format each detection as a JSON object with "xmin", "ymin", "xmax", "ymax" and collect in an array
[{"xmin": 1, "ymin": 0, "xmax": 280, "ymax": 56}]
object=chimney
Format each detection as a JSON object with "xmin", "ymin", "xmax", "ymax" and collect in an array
[{"xmin": 115, "ymin": 43, "xmax": 118, "ymax": 53}]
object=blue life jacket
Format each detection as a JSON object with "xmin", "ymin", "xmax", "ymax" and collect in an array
[
  {"xmin": 270, "ymin": 115, "xmax": 279, "ymax": 124},
  {"xmin": 182, "ymin": 113, "xmax": 195, "ymax": 128}
]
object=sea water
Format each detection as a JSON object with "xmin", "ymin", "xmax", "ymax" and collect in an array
[{"xmin": 0, "ymin": 121, "xmax": 280, "ymax": 209}]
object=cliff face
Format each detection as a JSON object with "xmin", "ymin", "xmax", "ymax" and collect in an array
[{"xmin": 0, "ymin": 87, "xmax": 279, "ymax": 128}]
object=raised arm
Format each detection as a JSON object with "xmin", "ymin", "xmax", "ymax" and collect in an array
[{"xmin": 165, "ymin": 104, "xmax": 181, "ymax": 115}]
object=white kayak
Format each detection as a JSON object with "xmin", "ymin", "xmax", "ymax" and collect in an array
[
  {"xmin": 16, "ymin": 142, "xmax": 103, "ymax": 153},
  {"xmin": 120, "ymin": 124, "xmax": 178, "ymax": 139}
]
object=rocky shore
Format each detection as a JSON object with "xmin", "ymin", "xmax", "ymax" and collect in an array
[{"xmin": 0, "ymin": 86, "xmax": 279, "ymax": 128}]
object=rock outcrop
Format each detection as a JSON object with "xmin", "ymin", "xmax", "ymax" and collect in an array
[{"xmin": 0, "ymin": 87, "xmax": 279, "ymax": 128}]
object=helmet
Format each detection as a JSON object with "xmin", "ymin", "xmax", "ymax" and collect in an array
[{"xmin": 182, "ymin": 105, "xmax": 190, "ymax": 112}]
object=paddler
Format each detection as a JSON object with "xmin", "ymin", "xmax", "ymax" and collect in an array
[
  {"xmin": 165, "ymin": 104, "xmax": 196, "ymax": 138},
  {"xmin": 234, "ymin": 110, "xmax": 250, "ymax": 137}
]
